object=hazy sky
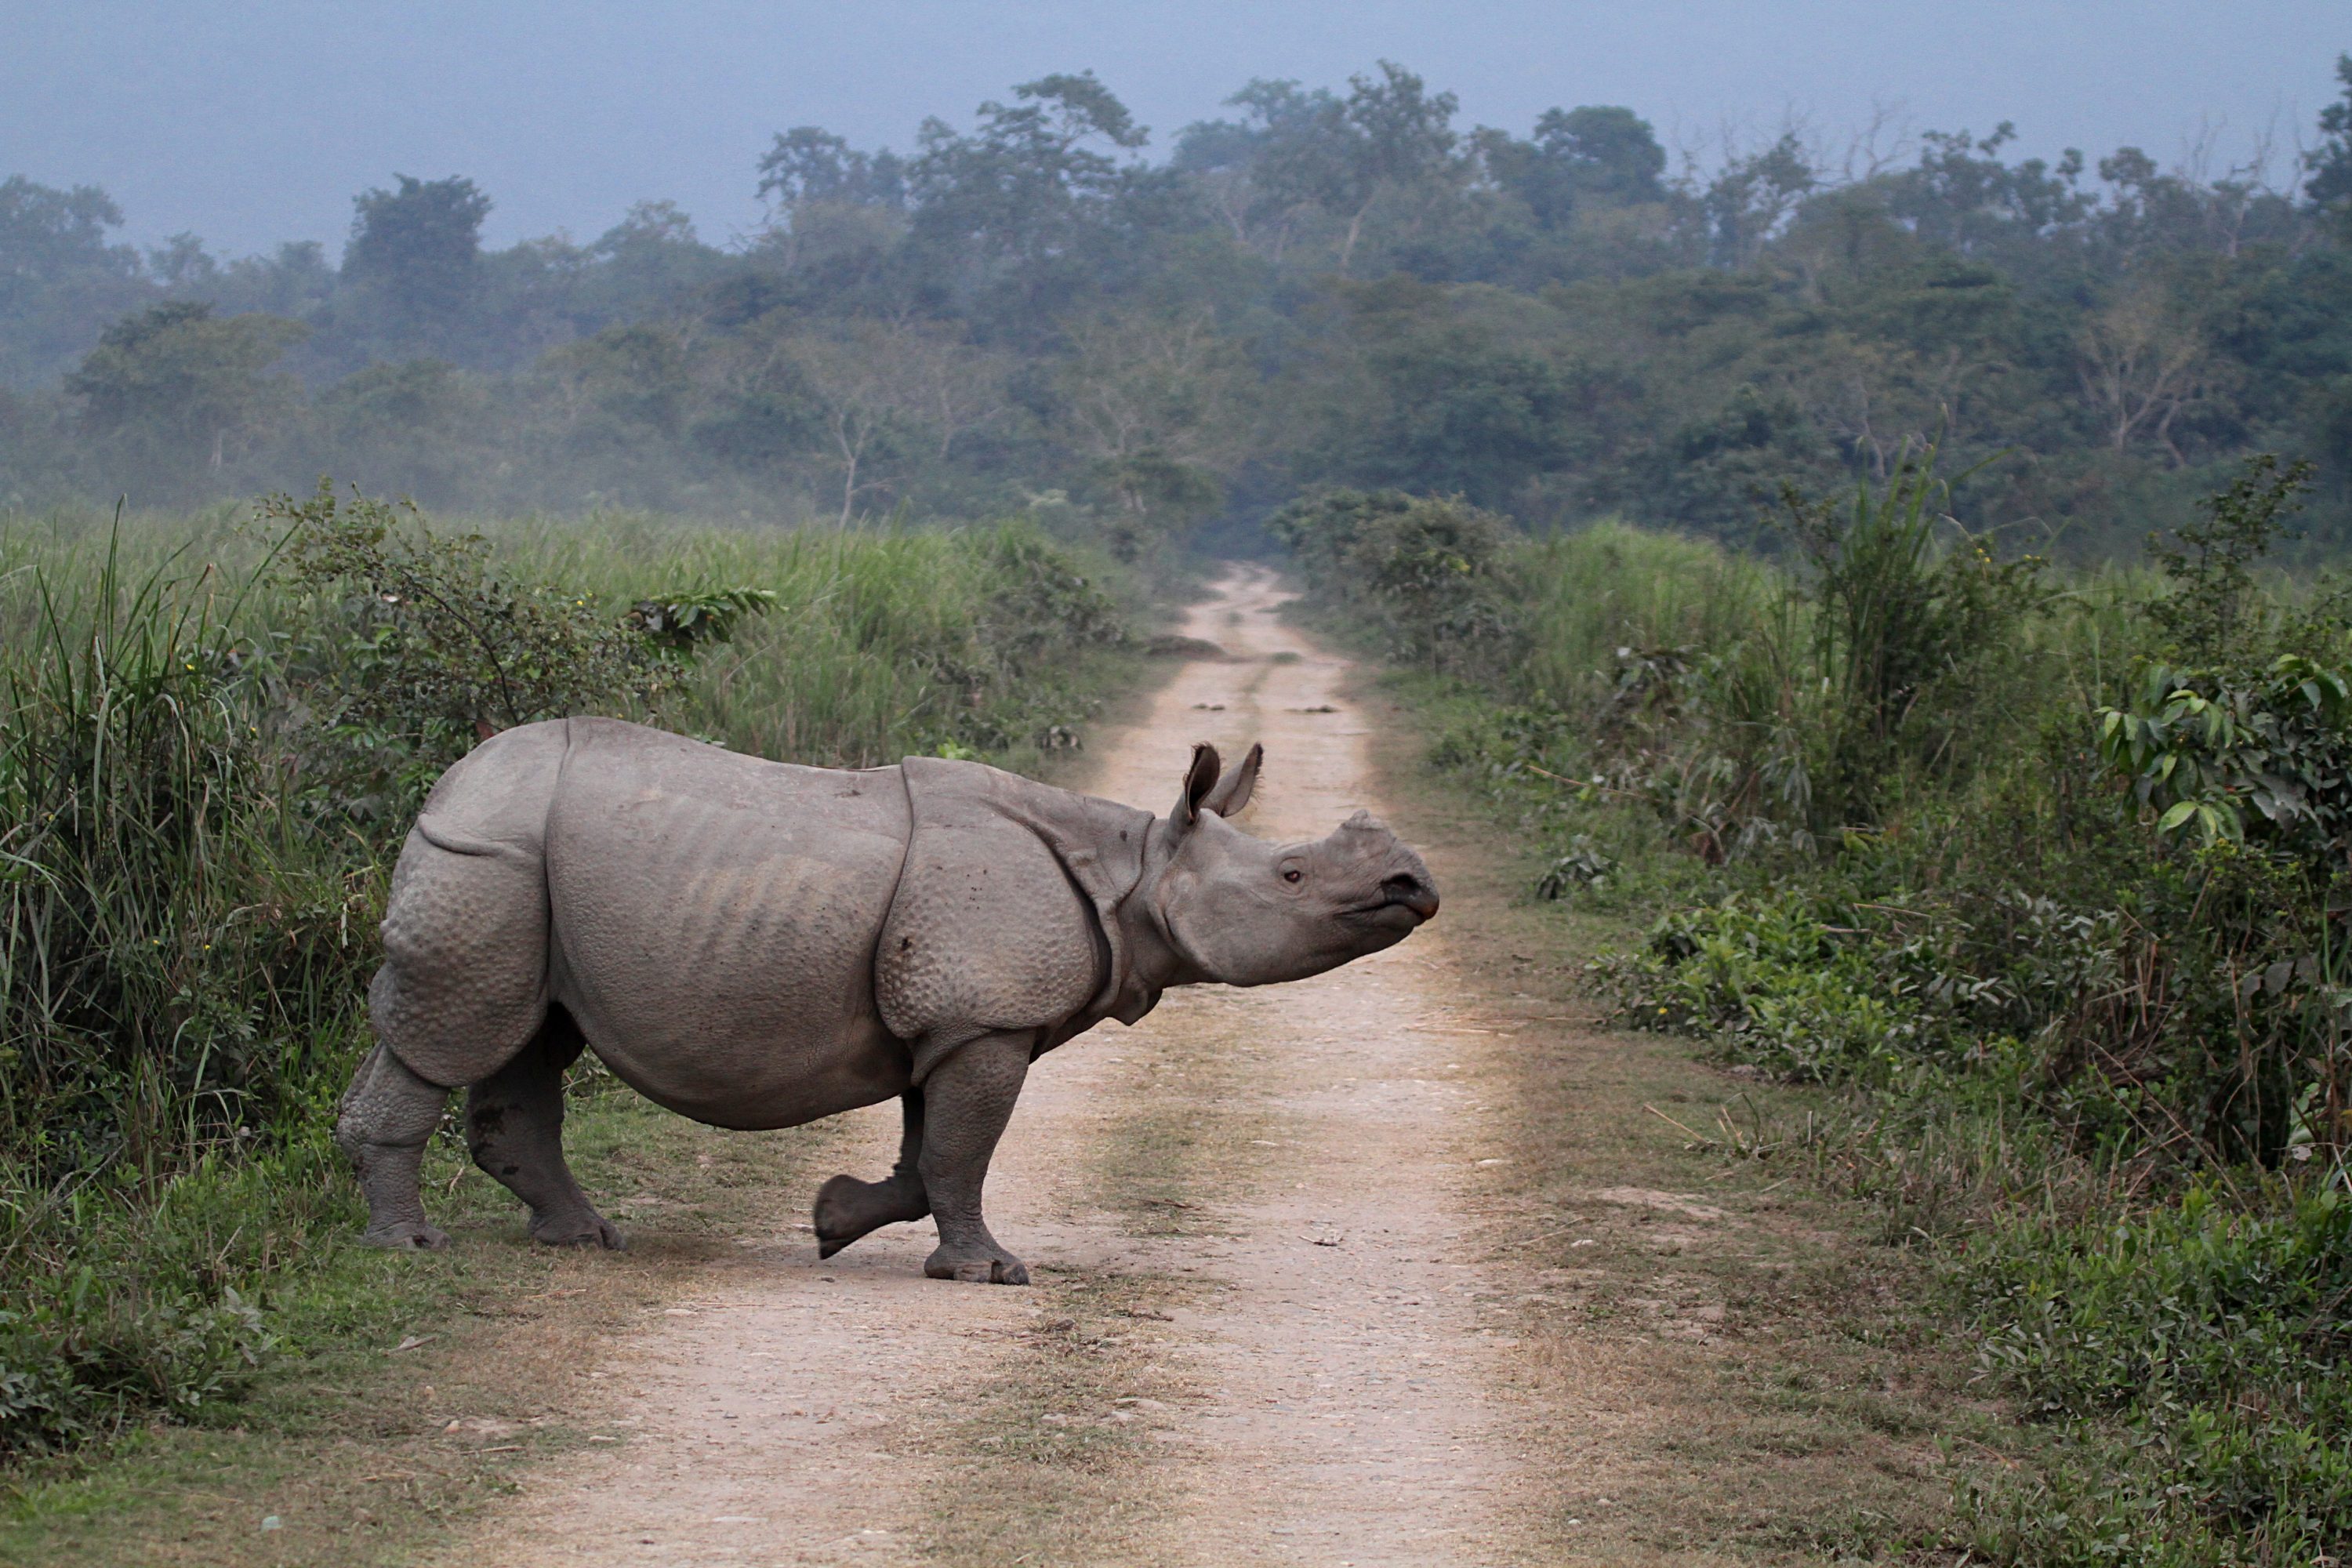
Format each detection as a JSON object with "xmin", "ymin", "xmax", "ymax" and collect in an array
[{"xmin": 5, "ymin": 2, "xmax": 2345, "ymax": 259}]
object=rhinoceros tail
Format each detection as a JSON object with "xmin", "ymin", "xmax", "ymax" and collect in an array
[{"xmin": 370, "ymin": 720, "xmax": 569, "ymax": 1088}]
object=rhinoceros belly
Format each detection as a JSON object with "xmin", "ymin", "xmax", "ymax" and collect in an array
[{"xmin": 544, "ymin": 720, "xmax": 913, "ymax": 1130}]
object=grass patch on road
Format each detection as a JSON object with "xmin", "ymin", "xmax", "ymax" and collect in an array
[
  {"xmin": 919, "ymin": 1267, "xmax": 1207, "ymax": 1568},
  {"xmin": 1087, "ymin": 993, "xmax": 1286, "ymax": 1240}
]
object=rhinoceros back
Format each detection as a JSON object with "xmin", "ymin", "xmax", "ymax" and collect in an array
[{"xmin": 371, "ymin": 720, "xmax": 572, "ymax": 1087}]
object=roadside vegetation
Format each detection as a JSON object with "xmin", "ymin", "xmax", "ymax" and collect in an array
[
  {"xmin": 1279, "ymin": 457, "xmax": 2352, "ymax": 1566},
  {"xmin": 0, "ymin": 494, "xmax": 1135, "ymax": 1468}
]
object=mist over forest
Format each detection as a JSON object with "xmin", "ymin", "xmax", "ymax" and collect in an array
[{"xmin": 5, "ymin": 56, "xmax": 2352, "ymax": 555}]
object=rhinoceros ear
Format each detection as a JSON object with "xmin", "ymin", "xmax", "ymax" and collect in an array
[
  {"xmin": 1174, "ymin": 742, "xmax": 1221, "ymax": 829},
  {"xmin": 1201, "ymin": 742, "xmax": 1261, "ymax": 818}
]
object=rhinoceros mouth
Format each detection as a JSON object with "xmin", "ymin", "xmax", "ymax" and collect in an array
[
  {"xmin": 1345, "ymin": 894, "xmax": 1436, "ymax": 929},
  {"xmin": 1392, "ymin": 888, "xmax": 1440, "ymax": 920}
]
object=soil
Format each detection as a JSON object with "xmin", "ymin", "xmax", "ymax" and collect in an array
[{"xmin": 415, "ymin": 567, "xmax": 1962, "ymax": 1567}]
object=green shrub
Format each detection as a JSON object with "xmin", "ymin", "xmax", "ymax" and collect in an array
[
  {"xmin": 1269, "ymin": 488, "xmax": 1519, "ymax": 673},
  {"xmin": 1591, "ymin": 891, "xmax": 1956, "ymax": 1084},
  {"xmin": 1958, "ymin": 1185, "xmax": 2352, "ymax": 1564},
  {"xmin": 1780, "ymin": 448, "xmax": 2049, "ymax": 831}
]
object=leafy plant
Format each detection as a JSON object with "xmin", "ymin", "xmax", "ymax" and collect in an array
[
  {"xmin": 1780, "ymin": 445, "xmax": 2047, "ymax": 830},
  {"xmin": 2097, "ymin": 653, "xmax": 2352, "ymax": 855},
  {"xmin": 265, "ymin": 483, "xmax": 676, "ymax": 818},
  {"xmin": 622, "ymin": 585, "xmax": 778, "ymax": 650},
  {"xmin": 1534, "ymin": 834, "xmax": 1615, "ymax": 898},
  {"xmin": 2145, "ymin": 456, "xmax": 2317, "ymax": 662},
  {"xmin": 271, "ymin": 483, "xmax": 661, "ymax": 727}
]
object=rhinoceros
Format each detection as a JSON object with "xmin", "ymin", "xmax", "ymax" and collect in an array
[{"xmin": 334, "ymin": 717, "xmax": 1439, "ymax": 1283}]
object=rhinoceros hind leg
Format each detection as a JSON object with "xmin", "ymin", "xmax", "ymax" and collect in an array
[
  {"xmin": 814, "ymin": 1173, "xmax": 931, "ymax": 1258},
  {"xmin": 916, "ymin": 1033, "xmax": 1032, "ymax": 1286},
  {"xmin": 338, "ymin": 1042, "xmax": 453, "ymax": 1250},
  {"xmin": 814, "ymin": 1091, "xmax": 931, "ymax": 1258},
  {"xmin": 465, "ymin": 1008, "xmax": 626, "ymax": 1251}
]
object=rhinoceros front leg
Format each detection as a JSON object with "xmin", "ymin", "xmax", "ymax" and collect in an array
[
  {"xmin": 918, "ymin": 1031, "xmax": 1033, "ymax": 1286},
  {"xmin": 464, "ymin": 1010, "xmax": 626, "ymax": 1250},
  {"xmin": 814, "ymin": 1091, "xmax": 931, "ymax": 1258}
]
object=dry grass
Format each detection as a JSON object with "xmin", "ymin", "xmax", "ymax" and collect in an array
[
  {"xmin": 916, "ymin": 1268, "xmax": 1210, "ymax": 1567},
  {"xmin": 1087, "ymin": 1010, "xmax": 1282, "ymax": 1241}
]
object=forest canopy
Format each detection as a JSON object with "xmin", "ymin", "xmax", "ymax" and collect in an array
[{"xmin": 4, "ymin": 56, "xmax": 2351, "ymax": 556}]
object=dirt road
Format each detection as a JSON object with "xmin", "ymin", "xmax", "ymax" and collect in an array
[{"xmin": 439, "ymin": 568, "xmax": 1548, "ymax": 1566}]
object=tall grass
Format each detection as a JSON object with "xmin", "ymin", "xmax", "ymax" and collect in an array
[
  {"xmin": 466, "ymin": 516, "xmax": 1127, "ymax": 766},
  {"xmin": 1513, "ymin": 520, "xmax": 1773, "ymax": 705},
  {"xmin": 0, "ymin": 499, "xmax": 1140, "ymax": 1458}
]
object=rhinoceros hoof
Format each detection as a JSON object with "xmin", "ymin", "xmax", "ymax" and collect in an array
[
  {"xmin": 926, "ymin": 1248, "xmax": 1029, "ymax": 1285},
  {"xmin": 811, "ymin": 1174, "xmax": 873, "ymax": 1256},
  {"xmin": 531, "ymin": 1214, "xmax": 627, "ymax": 1250},
  {"xmin": 361, "ymin": 1221, "xmax": 449, "ymax": 1252},
  {"xmin": 814, "ymin": 1172, "xmax": 928, "ymax": 1258}
]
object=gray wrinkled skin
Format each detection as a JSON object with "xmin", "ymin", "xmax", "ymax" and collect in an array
[{"xmin": 335, "ymin": 717, "xmax": 1439, "ymax": 1284}]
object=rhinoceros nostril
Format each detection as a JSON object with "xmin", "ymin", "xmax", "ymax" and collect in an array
[{"xmin": 1383, "ymin": 873, "xmax": 1439, "ymax": 918}]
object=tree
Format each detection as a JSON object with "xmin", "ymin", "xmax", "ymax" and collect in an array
[
  {"xmin": 0, "ymin": 177, "xmax": 151, "ymax": 387},
  {"xmin": 145, "ymin": 232, "xmax": 216, "ymax": 289},
  {"xmin": 1705, "ymin": 132, "xmax": 1818, "ymax": 267},
  {"xmin": 583, "ymin": 201, "xmax": 728, "ymax": 317},
  {"xmin": 212, "ymin": 241, "xmax": 336, "ymax": 321},
  {"xmin": 1054, "ymin": 307, "xmax": 1236, "ymax": 463},
  {"xmin": 757, "ymin": 128, "xmax": 906, "ymax": 212},
  {"xmin": 1885, "ymin": 125, "xmax": 2092, "ymax": 260},
  {"xmin": 1312, "ymin": 278, "xmax": 1576, "ymax": 506},
  {"xmin": 2078, "ymin": 283, "xmax": 2212, "ymax": 463},
  {"xmin": 2309, "ymin": 53, "xmax": 2352, "ymax": 233},
  {"xmin": 534, "ymin": 323, "xmax": 695, "ymax": 445},
  {"xmin": 1544, "ymin": 107, "xmax": 1669, "ymax": 206},
  {"xmin": 767, "ymin": 320, "xmax": 1001, "ymax": 524},
  {"xmin": 1257, "ymin": 62, "xmax": 1463, "ymax": 274},
  {"xmin": 1172, "ymin": 80, "xmax": 1339, "ymax": 260},
  {"xmin": 898, "ymin": 327, "xmax": 1011, "ymax": 461},
  {"xmin": 343, "ymin": 174, "xmax": 492, "ymax": 344},
  {"xmin": 1483, "ymin": 105, "xmax": 1668, "ymax": 230},
  {"xmin": 907, "ymin": 72, "xmax": 1149, "ymax": 272},
  {"xmin": 318, "ymin": 358, "xmax": 491, "ymax": 506},
  {"xmin": 0, "ymin": 177, "xmax": 136, "ymax": 297},
  {"xmin": 67, "ymin": 301, "xmax": 306, "ymax": 478},
  {"xmin": 751, "ymin": 130, "xmax": 909, "ymax": 283},
  {"xmin": 1053, "ymin": 306, "xmax": 1243, "ymax": 551}
]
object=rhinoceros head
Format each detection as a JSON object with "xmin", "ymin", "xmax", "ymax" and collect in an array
[{"xmin": 1143, "ymin": 742, "xmax": 1439, "ymax": 987}]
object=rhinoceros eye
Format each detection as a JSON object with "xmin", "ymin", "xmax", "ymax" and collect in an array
[{"xmin": 1282, "ymin": 867, "xmax": 1302, "ymax": 884}]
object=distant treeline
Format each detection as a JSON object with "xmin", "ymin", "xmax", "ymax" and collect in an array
[{"xmin": 5, "ymin": 57, "xmax": 2352, "ymax": 552}]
